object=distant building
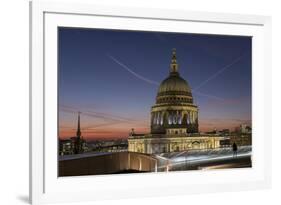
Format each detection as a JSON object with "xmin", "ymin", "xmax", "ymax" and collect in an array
[
  {"xmin": 72, "ymin": 112, "xmax": 87, "ymax": 154},
  {"xmin": 128, "ymin": 49, "xmax": 224, "ymax": 154},
  {"xmin": 59, "ymin": 112, "xmax": 88, "ymax": 155},
  {"xmin": 229, "ymin": 134, "xmax": 251, "ymax": 147},
  {"xmin": 221, "ymin": 129, "xmax": 230, "ymax": 135},
  {"xmin": 88, "ymin": 139, "xmax": 128, "ymax": 153},
  {"xmin": 240, "ymin": 124, "xmax": 252, "ymax": 134},
  {"xmin": 59, "ymin": 139, "xmax": 74, "ymax": 155}
]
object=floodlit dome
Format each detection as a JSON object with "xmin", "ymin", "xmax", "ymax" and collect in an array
[
  {"xmin": 158, "ymin": 75, "xmax": 191, "ymax": 94},
  {"xmin": 151, "ymin": 49, "xmax": 198, "ymax": 134},
  {"xmin": 156, "ymin": 49, "xmax": 193, "ymax": 104}
]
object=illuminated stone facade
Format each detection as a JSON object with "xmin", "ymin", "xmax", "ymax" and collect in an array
[
  {"xmin": 128, "ymin": 134, "xmax": 222, "ymax": 154},
  {"xmin": 128, "ymin": 49, "xmax": 222, "ymax": 154}
]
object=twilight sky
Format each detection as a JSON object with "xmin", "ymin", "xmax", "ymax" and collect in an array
[{"xmin": 58, "ymin": 27, "xmax": 252, "ymax": 140}]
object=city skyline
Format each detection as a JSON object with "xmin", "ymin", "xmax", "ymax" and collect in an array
[{"xmin": 58, "ymin": 27, "xmax": 252, "ymax": 140}]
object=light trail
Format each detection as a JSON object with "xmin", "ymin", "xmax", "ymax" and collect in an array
[
  {"xmin": 156, "ymin": 146, "xmax": 252, "ymax": 168},
  {"xmin": 171, "ymin": 151, "xmax": 188, "ymax": 159},
  {"xmin": 157, "ymin": 152, "xmax": 251, "ymax": 169}
]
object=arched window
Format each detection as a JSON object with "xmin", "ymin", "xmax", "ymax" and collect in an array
[
  {"xmin": 178, "ymin": 113, "xmax": 182, "ymax": 124},
  {"xmin": 173, "ymin": 113, "xmax": 177, "ymax": 124},
  {"xmin": 160, "ymin": 114, "xmax": 164, "ymax": 125},
  {"xmin": 168, "ymin": 114, "xmax": 172, "ymax": 125},
  {"xmin": 186, "ymin": 113, "xmax": 190, "ymax": 124},
  {"xmin": 153, "ymin": 113, "xmax": 157, "ymax": 125},
  {"xmin": 190, "ymin": 112, "xmax": 193, "ymax": 124},
  {"xmin": 156, "ymin": 112, "xmax": 160, "ymax": 125}
]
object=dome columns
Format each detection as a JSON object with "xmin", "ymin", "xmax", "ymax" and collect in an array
[
  {"xmin": 151, "ymin": 109, "xmax": 199, "ymax": 134},
  {"xmin": 151, "ymin": 111, "xmax": 165, "ymax": 126}
]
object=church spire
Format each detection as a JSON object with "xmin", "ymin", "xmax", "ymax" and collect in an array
[
  {"xmin": 170, "ymin": 48, "xmax": 179, "ymax": 75},
  {"xmin": 76, "ymin": 112, "xmax": 81, "ymax": 138}
]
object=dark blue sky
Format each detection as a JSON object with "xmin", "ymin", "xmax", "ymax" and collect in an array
[{"xmin": 58, "ymin": 27, "xmax": 252, "ymax": 140}]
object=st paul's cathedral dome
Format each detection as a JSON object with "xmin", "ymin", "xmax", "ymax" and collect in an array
[{"xmin": 150, "ymin": 49, "xmax": 198, "ymax": 134}]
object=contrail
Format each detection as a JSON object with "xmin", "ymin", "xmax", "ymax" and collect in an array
[
  {"xmin": 60, "ymin": 107, "xmax": 121, "ymax": 122},
  {"xmin": 193, "ymin": 52, "xmax": 249, "ymax": 91},
  {"xmin": 59, "ymin": 104, "xmax": 147, "ymax": 131},
  {"xmin": 107, "ymin": 54, "xmax": 160, "ymax": 85},
  {"xmin": 60, "ymin": 121, "xmax": 126, "ymax": 131},
  {"xmin": 59, "ymin": 107, "xmax": 139, "ymax": 131},
  {"xmin": 108, "ymin": 54, "xmax": 227, "ymax": 101},
  {"xmin": 60, "ymin": 104, "xmax": 138, "ymax": 122},
  {"xmin": 151, "ymin": 32, "xmax": 249, "ymax": 93}
]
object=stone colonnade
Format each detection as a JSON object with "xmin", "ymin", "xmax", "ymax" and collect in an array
[{"xmin": 151, "ymin": 110, "xmax": 198, "ymax": 126}]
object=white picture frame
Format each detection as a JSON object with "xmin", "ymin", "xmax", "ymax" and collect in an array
[{"xmin": 30, "ymin": 1, "xmax": 272, "ymax": 204}]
